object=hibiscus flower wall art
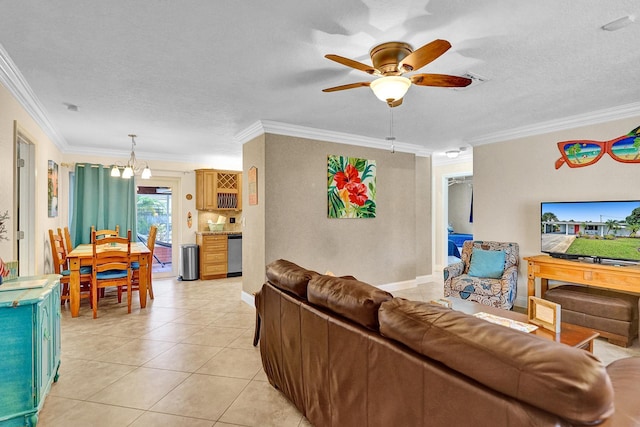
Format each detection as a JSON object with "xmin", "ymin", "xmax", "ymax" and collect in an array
[{"xmin": 328, "ymin": 155, "xmax": 376, "ymax": 218}]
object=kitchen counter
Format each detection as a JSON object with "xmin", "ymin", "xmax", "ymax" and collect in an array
[
  {"xmin": 196, "ymin": 231, "xmax": 242, "ymax": 236},
  {"xmin": 195, "ymin": 231, "xmax": 242, "ymax": 280}
]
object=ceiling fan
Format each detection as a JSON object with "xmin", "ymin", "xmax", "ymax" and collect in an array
[{"xmin": 322, "ymin": 39, "xmax": 471, "ymax": 107}]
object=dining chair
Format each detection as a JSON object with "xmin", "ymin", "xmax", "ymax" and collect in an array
[
  {"xmin": 49, "ymin": 229, "xmax": 92, "ymax": 306},
  {"xmin": 90, "ymin": 225, "xmax": 120, "ymax": 242},
  {"xmin": 132, "ymin": 225, "xmax": 157, "ymax": 300},
  {"xmin": 62, "ymin": 226, "xmax": 73, "ymax": 255},
  {"xmin": 91, "ymin": 229, "xmax": 132, "ymax": 319}
]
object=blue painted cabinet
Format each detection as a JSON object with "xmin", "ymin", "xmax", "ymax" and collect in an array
[{"xmin": 0, "ymin": 275, "xmax": 61, "ymax": 427}]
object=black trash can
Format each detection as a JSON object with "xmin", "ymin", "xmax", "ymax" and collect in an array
[{"xmin": 179, "ymin": 244, "xmax": 199, "ymax": 281}]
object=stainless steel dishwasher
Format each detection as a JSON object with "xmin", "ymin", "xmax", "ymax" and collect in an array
[{"xmin": 227, "ymin": 234, "xmax": 242, "ymax": 277}]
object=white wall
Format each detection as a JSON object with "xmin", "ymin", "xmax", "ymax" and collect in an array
[{"xmin": 473, "ymin": 115, "xmax": 640, "ymax": 307}]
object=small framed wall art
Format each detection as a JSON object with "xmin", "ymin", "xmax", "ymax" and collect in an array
[
  {"xmin": 248, "ymin": 166, "xmax": 258, "ymax": 206},
  {"xmin": 47, "ymin": 160, "xmax": 58, "ymax": 217},
  {"xmin": 327, "ymin": 155, "xmax": 376, "ymax": 219}
]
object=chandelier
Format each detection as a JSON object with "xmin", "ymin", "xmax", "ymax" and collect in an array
[{"xmin": 110, "ymin": 134, "xmax": 152, "ymax": 179}]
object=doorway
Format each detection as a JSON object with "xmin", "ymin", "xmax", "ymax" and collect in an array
[
  {"xmin": 443, "ymin": 173, "xmax": 473, "ymax": 266},
  {"xmin": 136, "ymin": 178, "xmax": 178, "ymax": 278}
]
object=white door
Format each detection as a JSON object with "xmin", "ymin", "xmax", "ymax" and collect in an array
[{"xmin": 15, "ymin": 128, "xmax": 36, "ymax": 275}]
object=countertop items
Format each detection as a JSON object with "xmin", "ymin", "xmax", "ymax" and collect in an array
[{"xmin": 196, "ymin": 231, "xmax": 242, "ymax": 236}]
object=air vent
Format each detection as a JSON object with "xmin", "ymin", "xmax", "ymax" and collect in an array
[{"xmin": 454, "ymin": 72, "xmax": 489, "ymax": 90}]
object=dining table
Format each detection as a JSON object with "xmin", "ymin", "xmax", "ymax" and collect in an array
[{"xmin": 66, "ymin": 241, "xmax": 150, "ymax": 318}]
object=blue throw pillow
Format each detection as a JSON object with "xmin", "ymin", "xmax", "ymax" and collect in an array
[{"xmin": 467, "ymin": 248, "xmax": 505, "ymax": 279}]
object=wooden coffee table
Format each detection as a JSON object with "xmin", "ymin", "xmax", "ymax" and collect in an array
[{"xmin": 450, "ymin": 298, "xmax": 600, "ymax": 353}]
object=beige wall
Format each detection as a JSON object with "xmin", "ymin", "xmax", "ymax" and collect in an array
[
  {"xmin": 473, "ymin": 115, "xmax": 640, "ymax": 307},
  {"xmin": 415, "ymin": 156, "xmax": 432, "ymax": 277},
  {"xmin": 242, "ymin": 133, "xmax": 425, "ymax": 295},
  {"xmin": 242, "ymin": 134, "xmax": 266, "ymax": 294}
]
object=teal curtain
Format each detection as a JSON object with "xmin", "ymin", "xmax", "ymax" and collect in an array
[{"xmin": 70, "ymin": 163, "xmax": 137, "ymax": 246}]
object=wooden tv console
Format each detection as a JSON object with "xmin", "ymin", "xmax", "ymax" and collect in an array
[{"xmin": 524, "ymin": 255, "xmax": 640, "ymax": 304}]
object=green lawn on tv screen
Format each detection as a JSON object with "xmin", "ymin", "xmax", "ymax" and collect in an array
[{"xmin": 566, "ymin": 237, "xmax": 640, "ymax": 260}]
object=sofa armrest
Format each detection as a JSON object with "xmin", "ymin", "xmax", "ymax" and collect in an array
[
  {"xmin": 253, "ymin": 287, "xmax": 263, "ymax": 346},
  {"xmin": 443, "ymin": 261, "xmax": 464, "ymax": 282},
  {"xmin": 443, "ymin": 262, "xmax": 465, "ymax": 297},
  {"xmin": 500, "ymin": 265, "xmax": 518, "ymax": 291},
  {"xmin": 601, "ymin": 357, "xmax": 640, "ymax": 426}
]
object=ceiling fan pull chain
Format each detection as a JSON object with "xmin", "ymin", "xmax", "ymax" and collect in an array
[{"xmin": 386, "ymin": 107, "xmax": 396, "ymax": 153}]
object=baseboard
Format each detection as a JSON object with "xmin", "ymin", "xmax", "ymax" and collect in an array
[
  {"xmin": 377, "ymin": 279, "xmax": 417, "ymax": 292},
  {"xmin": 241, "ymin": 290, "xmax": 255, "ymax": 308},
  {"xmin": 416, "ymin": 274, "xmax": 436, "ymax": 284},
  {"xmin": 514, "ymin": 295, "xmax": 528, "ymax": 309}
]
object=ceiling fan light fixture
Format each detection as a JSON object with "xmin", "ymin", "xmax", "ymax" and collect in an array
[{"xmin": 370, "ymin": 76, "xmax": 411, "ymax": 104}]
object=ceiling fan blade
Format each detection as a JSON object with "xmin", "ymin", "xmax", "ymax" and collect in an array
[
  {"xmin": 410, "ymin": 73, "xmax": 472, "ymax": 88},
  {"xmin": 325, "ymin": 54, "xmax": 379, "ymax": 75},
  {"xmin": 322, "ymin": 82, "xmax": 371, "ymax": 92},
  {"xmin": 399, "ymin": 39, "xmax": 451, "ymax": 72}
]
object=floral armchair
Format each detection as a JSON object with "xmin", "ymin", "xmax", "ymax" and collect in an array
[{"xmin": 443, "ymin": 240, "xmax": 519, "ymax": 310}]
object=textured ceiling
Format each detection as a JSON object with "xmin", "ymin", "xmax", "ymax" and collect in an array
[{"xmin": 0, "ymin": 0, "xmax": 639, "ymax": 167}]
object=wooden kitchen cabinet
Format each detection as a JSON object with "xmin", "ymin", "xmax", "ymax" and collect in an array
[
  {"xmin": 196, "ymin": 233, "xmax": 228, "ymax": 279},
  {"xmin": 195, "ymin": 169, "xmax": 242, "ymax": 211},
  {"xmin": 0, "ymin": 275, "xmax": 61, "ymax": 427}
]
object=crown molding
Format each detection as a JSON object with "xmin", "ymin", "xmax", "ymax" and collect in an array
[
  {"xmin": 236, "ymin": 120, "xmax": 432, "ymax": 157},
  {"xmin": 467, "ymin": 102, "xmax": 640, "ymax": 145},
  {"xmin": 0, "ymin": 43, "xmax": 68, "ymax": 151}
]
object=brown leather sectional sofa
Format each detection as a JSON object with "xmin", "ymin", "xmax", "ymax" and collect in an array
[{"xmin": 254, "ymin": 259, "xmax": 640, "ymax": 427}]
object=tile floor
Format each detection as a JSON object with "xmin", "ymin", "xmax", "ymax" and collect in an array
[
  {"xmin": 41, "ymin": 276, "xmax": 312, "ymax": 427},
  {"xmin": 39, "ymin": 277, "xmax": 639, "ymax": 426}
]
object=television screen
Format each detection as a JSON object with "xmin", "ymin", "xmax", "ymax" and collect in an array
[{"xmin": 541, "ymin": 200, "xmax": 640, "ymax": 262}]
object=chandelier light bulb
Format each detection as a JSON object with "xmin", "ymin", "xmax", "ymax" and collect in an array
[
  {"xmin": 141, "ymin": 165, "xmax": 152, "ymax": 180},
  {"xmin": 122, "ymin": 166, "xmax": 134, "ymax": 179},
  {"xmin": 110, "ymin": 165, "xmax": 121, "ymax": 177}
]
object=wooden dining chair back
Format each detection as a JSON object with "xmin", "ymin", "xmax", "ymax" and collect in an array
[
  {"xmin": 49, "ymin": 229, "xmax": 92, "ymax": 305},
  {"xmin": 133, "ymin": 225, "xmax": 157, "ymax": 300},
  {"xmin": 90, "ymin": 225, "xmax": 120, "ymax": 242},
  {"xmin": 63, "ymin": 226, "xmax": 73, "ymax": 255},
  {"xmin": 91, "ymin": 229, "xmax": 132, "ymax": 319}
]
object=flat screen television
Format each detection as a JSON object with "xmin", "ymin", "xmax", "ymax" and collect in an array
[{"xmin": 541, "ymin": 200, "xmax": 640, "ymax": 263}]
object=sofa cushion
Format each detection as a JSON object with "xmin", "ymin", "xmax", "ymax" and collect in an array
[
  {"xmin": 307, "ymin": 275, "xmax": 392, "ymax": 331},
  {"xmin": 378, "ymin": 298, "xmax": 614, "ymax": 425},
  {"xmin": 467, "ymin": 248, "xmax": 505, "ymax": 278},
  {"xmin": 265, "ymin": 259, "xmax": 319, "ymax": 299}
]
